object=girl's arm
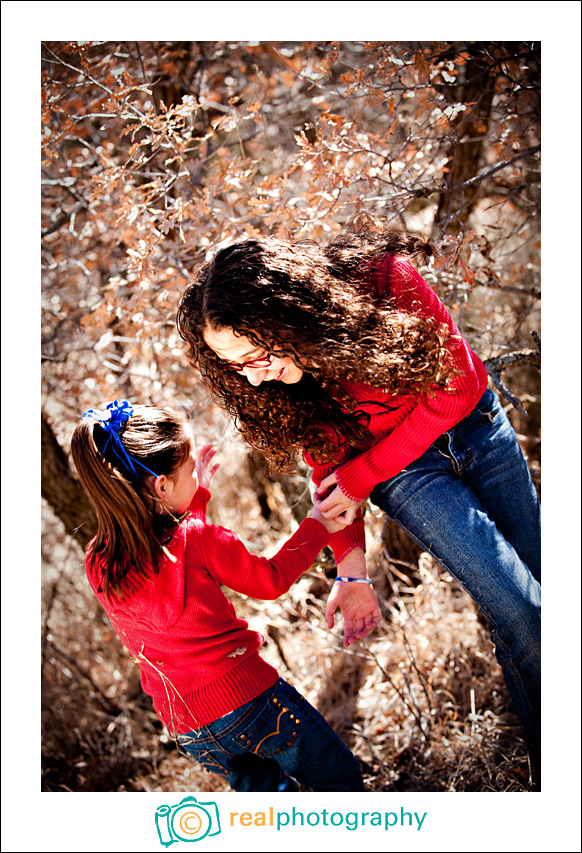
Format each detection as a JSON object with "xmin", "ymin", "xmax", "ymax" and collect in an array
[
  {"xmin": 197, "ymin": 516, "xmax": 378, "ymax": 646},
  {"xmin": 196, "ymin": 517, "xmax": 330, "ymax": 600}
]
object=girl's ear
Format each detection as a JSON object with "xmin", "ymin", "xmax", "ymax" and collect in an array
[{"xmin": 152, "ymin": 474, "xmax": 174, "ymax": 502}]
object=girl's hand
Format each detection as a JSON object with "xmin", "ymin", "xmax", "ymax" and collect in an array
[
  {"xmin": 195, "ymin": 443, "xmax": 219, "ymax": 490},
  {"xmin": 311, "ymin": 504, "xmax": 351, "ymax": 535},
  {"xmin": 314, "ymin": 472, "xmax": 363, "ymax": 524}
]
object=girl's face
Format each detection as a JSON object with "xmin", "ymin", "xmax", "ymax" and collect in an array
[
  {"xmin": 164, "ymin": 435, "xmax": 199, "ymax": 515},
  {"xmin": 203, "ymin": 326, "xmax": 304, "ymax": 387}
]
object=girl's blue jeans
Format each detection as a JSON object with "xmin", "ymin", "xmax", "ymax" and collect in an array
[
  {"xmin": 177, "ymin": 677, "xmax": 365, "ymax": 791},
  {"xmin": 370, "ymin": 389, "xmax": 541, "ymax": 763}
]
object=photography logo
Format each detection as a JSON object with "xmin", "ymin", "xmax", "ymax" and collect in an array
[{"xmin": 155, "ymin": 796, "xmax": 221, "ymax": 846}]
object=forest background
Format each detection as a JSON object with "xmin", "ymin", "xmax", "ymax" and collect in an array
[{"xmin": 1, "ymin": 15, "xmax": 578, "ymax": 819}]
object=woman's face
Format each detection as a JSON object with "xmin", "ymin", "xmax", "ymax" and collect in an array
[{"xmin": 203, "ymin": 326, "xmax": 304, "ymax": 387}]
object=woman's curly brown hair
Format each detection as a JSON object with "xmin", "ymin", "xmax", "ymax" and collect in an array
[{"xmin": 177, "ymin": 230, "xmax": 454, "ymax": 471}]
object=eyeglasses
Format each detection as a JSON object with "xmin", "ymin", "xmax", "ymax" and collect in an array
[{"xmin": 225, "ymin": 354, "xmax": 273, "ymax": 372}]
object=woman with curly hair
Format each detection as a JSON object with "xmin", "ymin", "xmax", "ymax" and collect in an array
[{"xmin": 176, "ymin": 230, "xmax": 541, "ymax": 771}]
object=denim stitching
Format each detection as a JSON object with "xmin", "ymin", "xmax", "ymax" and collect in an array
[
  {"xmin": 197, "ymin": 751, "xmax": 230, "ymax": 775},
  {"xmin": 252, "ymin": 709, "xmax": 287, "ymax": 754},
  {"xmin": 479, "ymin": 407, "xmax": 497, "ymax": 423},
  {"xmin": 440, "ymin": 428, "xmax": 475, "ymax": 476},
  {"xmin": 235, "ymin": 687, "xmax": 302, "ymax": 756},
  {"xmin": 208, "ymin": 687, "xmax": 278, "ymax": 740},
  {"xmin": 178, "ymin": 731, "xmax": 209, "ymax": 747},
  {"xmin": 178, "ymin": 689, "xmax": 279, "ymax": 759},
  {"xmin": 487, "ymin": 623, "xmax": 538, "ymax": 725},
  {"xmin": 456, "ymin": 447, "xmax": 474, "ymax": 474}
]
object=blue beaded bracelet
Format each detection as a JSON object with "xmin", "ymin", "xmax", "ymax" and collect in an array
[{"xmin": 334, "ymin": 577, "xmax": 372, "ymax": 583}]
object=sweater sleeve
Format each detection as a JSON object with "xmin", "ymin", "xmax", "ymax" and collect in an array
[
  {"xmin": 196, "ymin": 517, "xmax": 330, "ymax": 599},
  {"xmin": 334, "ymin": 256, "xmax": 488, "ymax": 502},
  {"xmin": 309, "ymin": 459, "xmax": 366, "ymax": 564},
  {"xmin": 188, "ymin": 485, "xmax": 211, "ymax": 521}
]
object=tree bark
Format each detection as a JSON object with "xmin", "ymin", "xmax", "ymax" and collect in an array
[
  {"xmin": 41, "ymin": 413, "xmax": 96, "ymax": 549},
  {"xmin": 435, "ymin": 47, "xmax": 496, "ymax": 232}
]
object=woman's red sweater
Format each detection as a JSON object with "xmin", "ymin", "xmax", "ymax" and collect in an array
[
  {"xmin": 306, "ymin": 255, "xmax": 488, "ymax": 564},
  {"xmin": 86, "ymin": 487, "xmax": 329, "ymax": 733}
]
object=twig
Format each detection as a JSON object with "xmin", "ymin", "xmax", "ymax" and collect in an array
[
  {"xmin": 477, "ymin": 277, "xmax": 540, "ymax": 298},
  {"xmin": 483, "ymin": 348, "xmax": 541, "ymax": 415},
  {"xmin": 42, "ymin": 42, "xmax": 146, "ymax": 120},
  {"xmin": 488, "ymin": 372, "xmax": 527, "ymax": 415},
  {"xmin": 448, "ymin": 744, "xmax": 469, "ymax": 791},
  {"xmin": 266, "ymin": 624, "xmax": 292, "ymax": 672},
  {"xmin": 410, "ymin": 145, "xmax": 541, "ymax": 200},
  {"xmin": 402, "ymin": 630, "xmax": 432, "ymax": 715},
  {"xmin": 531, "ymin": 330, "xmax": 541, "ymax": 353},
  {"xmin": 365, "ymin": 647, "xmax": 429, "ymax": 740},
  {"xmin": 44, "ymin": 638, "xmax": 123, "ymax": 715},
  {"xmin": 484, "ymin": 349, "xmax": 540, "ymax": 373},
  {"xmin": 135, "ymin": 42, "xmax": 148, "ymax": 85},
  {"xmin": 401, "ymin": 671, "xmax": 425, "ymax": 731}
]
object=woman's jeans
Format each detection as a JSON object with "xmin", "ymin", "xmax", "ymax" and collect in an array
[
  {"xmin": 177, "ymin": 677, "xmax": 365, "ymax": 791},
  {"xmin": 370, "ymin": 389, "xmax": 541, "ymax": 762}
]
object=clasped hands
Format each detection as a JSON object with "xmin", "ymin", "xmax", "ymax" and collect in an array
[
  {"xmin": 313, "ymin": 471, "xmax": 381, "ymax": 648},
  {"xmin": 314, "ymin": 470, "xmax": 362, "ymax": 524}
]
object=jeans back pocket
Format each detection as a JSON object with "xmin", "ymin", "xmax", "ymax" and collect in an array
[{"xmin": 231, "ymin": 690, "xmax": 301, "ymax": 758}]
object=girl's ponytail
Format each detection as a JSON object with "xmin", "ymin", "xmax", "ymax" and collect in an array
[{"xmin": 71, "ymin": 402, "xmax": 191, "ymax": 599}]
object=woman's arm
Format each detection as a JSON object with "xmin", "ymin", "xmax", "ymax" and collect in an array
[
  {"xmin": 311, "ymin": 469, "xmax": 380, "ymax": 646},
  {"xmin": 321, "ymin": 256, "xmax": 488, "ymax": 509},
  {"xmin": 309, "ymin": 458, "xmax": 367, "ymax": 563}
]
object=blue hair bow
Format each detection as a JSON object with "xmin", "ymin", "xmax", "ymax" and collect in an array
[{"xmin": 82, "ymin": 400, "xmax": 159, "ymax": 479}]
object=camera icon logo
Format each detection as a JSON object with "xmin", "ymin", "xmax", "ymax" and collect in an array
[{"xmin": 155, "ymin": 796, "xmax": 222, "ymax": 846}]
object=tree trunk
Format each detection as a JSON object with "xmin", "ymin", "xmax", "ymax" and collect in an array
[
  {"xmin": 435, "ymin": 47, "xmax": 496, "ymax": 232},
  {"xmin": 41, "ymin": 413, "xmax": 96, "ymax": 549}
]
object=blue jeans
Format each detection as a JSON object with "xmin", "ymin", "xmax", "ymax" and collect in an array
[
  {"xmin": 177, "ymin": 678, "xmax": 365, "ymax": 791},
  {"xmin": 370, "ymin": 389, "xmax": 541, "ymax": 762}
]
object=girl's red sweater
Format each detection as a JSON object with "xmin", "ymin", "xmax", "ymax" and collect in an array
[
  {"xmin": 86, "ymin": 488, "xmax": 329, "ymax": 733},
  {"xmin": 306, "ymin": 255, "xmax": 488, "ymax": 564}
]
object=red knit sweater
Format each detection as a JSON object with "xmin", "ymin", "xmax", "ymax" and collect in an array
[
  {"xmin": 307, "ymin": 255, "xmax": 488, "ymax": 563},
  {"xmin": 86, "ymin": 487, "xmax": 330, "ymax": 733}
]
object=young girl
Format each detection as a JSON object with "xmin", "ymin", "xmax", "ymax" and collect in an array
[
  {"xmin": 70, "ymin": 399, "xmax": 365, "ymax": 792},
  {"xmin": 176, "ymin": 230, "xmax": 541, "ymax": 771}
]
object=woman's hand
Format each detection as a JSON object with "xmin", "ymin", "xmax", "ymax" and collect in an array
[
  {"xmin": 314, "ymin": 471, "xmax": 363, "ymax": 524},
  {"xmin": 311, "ymin": 504, "xmax": 351, "ymax": 535},
  {"xmin": 195, "ymin": 443, "xmax": 219, "ymax": 490},
  {"xmin": 325, "ymin": 548, "xmax": 381, "ymax": 647}
]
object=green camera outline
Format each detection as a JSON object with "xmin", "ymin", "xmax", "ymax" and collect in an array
[{"xmin": 155, "ymin": 796, "xmax": 222, "ymax": 846}]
